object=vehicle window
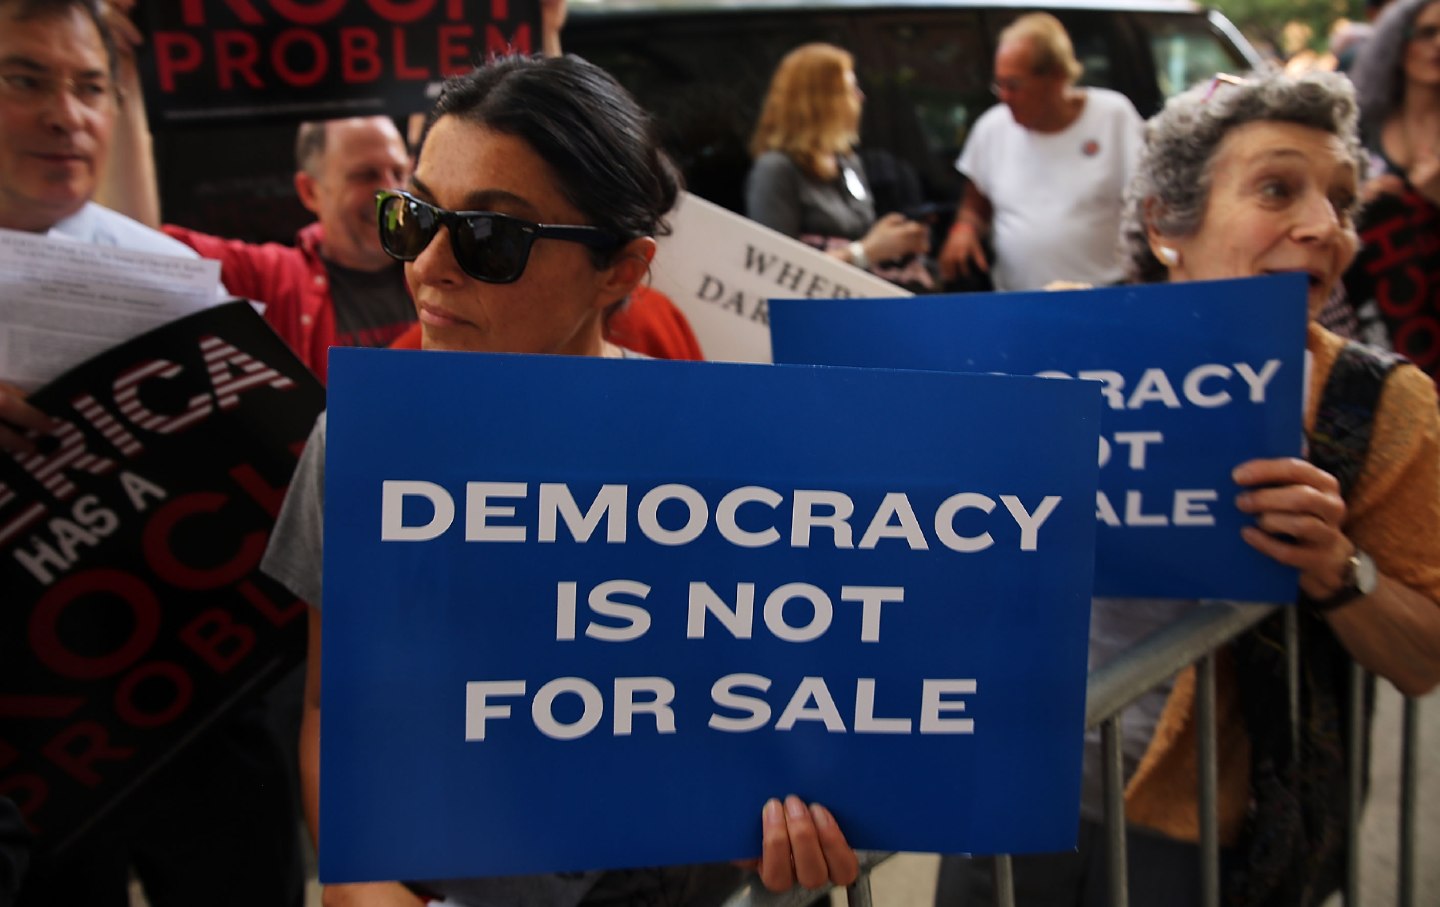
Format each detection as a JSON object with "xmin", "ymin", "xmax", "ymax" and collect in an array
[
  {"xmin": 857, "ymin": 12, "xmax": 989, "ymax": 216},
  {"xmin": 1137, "ymin": 12, "xmax": 1251, "ymax": 99}
]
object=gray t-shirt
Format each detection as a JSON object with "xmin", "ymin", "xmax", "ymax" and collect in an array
[
  {"xmin": 260, "ymin": 413, "xmax": 742, "ymax": 906},
  {"xmin": 262, "ymin": 412, "xmax": 327, "ymax": 608}
]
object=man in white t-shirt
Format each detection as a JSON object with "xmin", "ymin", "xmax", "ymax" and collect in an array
[{"xmin": 938, "ymin": 13, "xmax": 1144, "ymax": 291}]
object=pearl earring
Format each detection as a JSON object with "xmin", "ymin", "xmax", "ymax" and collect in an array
[{"xmin": 1157, "ymin": 246, "xmax": 1180, "ymax": 266}]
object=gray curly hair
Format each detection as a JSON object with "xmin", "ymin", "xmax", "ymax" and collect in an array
[
  {"xmin": 1119, "ymin": 69, "xmax": 1365, "ymax": 284},
  {"xmin": 1352, "ymin": 0, "xmax": 1440, "ymax": 136}
]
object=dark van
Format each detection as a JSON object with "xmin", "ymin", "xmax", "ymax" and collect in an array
[{"xmin": 563, "ymin": 0, "xmax": 1264, "ymax": 227}]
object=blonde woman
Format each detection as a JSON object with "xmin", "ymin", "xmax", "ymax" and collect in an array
[{"xmin": 745, "ymin": 43, "xmax": 929, "ymax": 280}]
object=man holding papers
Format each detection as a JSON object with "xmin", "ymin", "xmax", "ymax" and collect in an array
[{"xmin": 0, "ymin": 2, "xmax": 303, "ymax": 905}]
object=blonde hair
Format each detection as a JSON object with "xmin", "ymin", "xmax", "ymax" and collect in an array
[
  {"xmin": 1000, "ymin": 13, "xmax": 1083, "ymax": 83},
  {"xmin": 749, "ymin": 43, "xmax": 859, "ymax": 181}
]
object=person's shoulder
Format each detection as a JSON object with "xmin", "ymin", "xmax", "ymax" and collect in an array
[
  {"xmin": 751, "ymin": 150, "xmax": 800, "ymax": 176},
  {"xmin": 747, "ymin": 150, "xmax": 803, "ymax": 194},
  {"xmin": 1381, "ymin": 360, "xmax": 1440, "ymax": 423},
  {"xmin": 1084, "ymin": 87, "xmax": 1143, "ymax": 119},
  {"xmin": 51, "ymin": 203, "xmax": 201, "ymax": 259},
  {"xmin": 971, "ymin": 102, "xmax": 1013, "ymax": 134},
  {"xmin": 1084, "ymin": 86, "xmax": 1133, "ymax": 106},
  {"xmin": 165, "ymin": 223, "xmax": 303, "ymax": 261}
]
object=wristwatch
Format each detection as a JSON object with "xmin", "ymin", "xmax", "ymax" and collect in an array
[
  {"xmin": 847, "ymin": 240, "xmax": 869, "ymax": 271},
  {"xmin": 1302, "ymin": 549, "xmax": 1377, "ymax": 612}
]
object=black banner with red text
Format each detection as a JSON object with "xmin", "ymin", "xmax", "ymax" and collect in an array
[
  {"xmin": 140, "ymin": 0, "xmax": 541, "ymax": 125},
  {"xmin": 1346, "ymin": 187, "xmax": 1440, "ymax": 389},
  {"xmin": 0, "ymin": 301, "xmax": 324, "ymax": 854}
]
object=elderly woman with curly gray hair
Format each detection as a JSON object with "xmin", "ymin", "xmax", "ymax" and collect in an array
[{"xmin": 936, "ymin": 70, "xmax": 1440, "ymax": 907}]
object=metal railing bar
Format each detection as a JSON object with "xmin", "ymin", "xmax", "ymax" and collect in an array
[
  {"xmin": 1346, "ymin": 662, "xmax": 1365, "ymax": 905},
  {"xmin": 845, "ymin": 869, "xmax": 874, "ymax": 907},
  {"xmin": 1197, "ymin": 652, "xmax": 1220, "ymax": 907},
  {"xmin": 716, "ymin": 850, "xmax": 894, "ymax": 907},
  {"xmin": 1285, "ymin": 608, "xmax": 1301, "ymax": 759},
  {"xmin": 722, "ymin": 601, "xmax": 1427, "ymax": 907},
  {"xmin": 1399, "ymin": 695, "xmax": 1419, "ymax": 907},
  {"xmin": 995, "ymin": 854, "xmax": 1016, "ymax": 907},
  {"xmin": 1103, "ymin": 715, "xmax": 1128, "ymax": 907},
  {"xmin": 1086, "ymin": 602, "xmax": 1277, "ymax": 728}
]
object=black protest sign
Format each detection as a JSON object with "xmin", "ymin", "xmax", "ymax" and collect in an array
[
  {"xmin": 140, "ymin": 0, "xmax": 541, "ymax": 125},
  {"xmin": 0, "ymin": 301, "xmax": 324, "ymax": 854}
]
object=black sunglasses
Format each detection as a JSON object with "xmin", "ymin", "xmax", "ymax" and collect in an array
[{"xmin": 375, "ymin": 189, "xmax": 621, "ymax": 284}]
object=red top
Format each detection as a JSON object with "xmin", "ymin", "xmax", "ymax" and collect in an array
[{"xmin": 388, "ymin": 285, "xmax": 705, "ymax": 361}]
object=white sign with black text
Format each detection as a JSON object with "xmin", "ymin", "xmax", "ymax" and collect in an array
[{"xmin": 652, "ymin": 192, "xmax": 909, "ymax": 363}]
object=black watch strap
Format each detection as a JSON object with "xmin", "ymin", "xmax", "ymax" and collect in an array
[{"xmin": 1300, "ymin": 550, "xmax": 1376, "ymax": 613}]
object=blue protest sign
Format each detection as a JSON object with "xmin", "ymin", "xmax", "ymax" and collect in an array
[
  {"xmin": 321, "ymin": 349, "xmax": 1100, "ymax": 883},
  {"xmin": 770, "ymin": 275, "xmax": 1308, "ymax": 601}
]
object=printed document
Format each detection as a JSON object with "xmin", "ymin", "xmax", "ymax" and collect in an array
[{"xmin": 0, "ymin": 227, "xmax": 222, "ymax": 389}]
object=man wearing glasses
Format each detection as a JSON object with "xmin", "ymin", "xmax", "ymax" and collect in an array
[
  {"xmin": 937, "ymin": 13, "xmax": 1143, "ymax": 292},
  {"xmin": 0, "ymin": 0, "xmax": 199, "ymax": 250},
  {"xmin": 0, "ymin": 2, "xmax": 305, "ymax": 906}
]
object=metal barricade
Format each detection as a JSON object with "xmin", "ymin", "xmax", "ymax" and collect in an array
[
  {"xmin": 719, "ymin": 601, "xmax": 1427, "ymax": 907},
  {"xmin": 717, "ymin": 850, "xmax": 890, "ymax": 907}
]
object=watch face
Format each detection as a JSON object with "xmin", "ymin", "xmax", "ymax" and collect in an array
[{"xmin": 1355, "ymin": 550, "xmax": 1378, "ymax": 596}]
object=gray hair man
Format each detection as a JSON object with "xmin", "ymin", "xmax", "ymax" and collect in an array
[{"xmin": 938, "ymin": 13, "xmax": 1144, "ymax": 291}]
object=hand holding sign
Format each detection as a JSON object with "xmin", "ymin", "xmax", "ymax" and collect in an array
[
  {"xmin": 755, "ymin": 796, "xmax": 859, "ymax": 892},
  {"xmin": 1232, "ymin": 457, "xmax": 1351, "ymax": 600},
  {"xmin": 320, "ymin": 350, "xmax": 1099, "ymax": 883},
  {"xmin": 0, "ymin": 382, "xmax": 54, "ymax": 454}
]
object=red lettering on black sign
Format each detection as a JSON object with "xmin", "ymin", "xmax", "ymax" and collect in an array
[
  {"xmin": 115, "ymin": 662, "xmax": 194, "ymax": 728},
  {"xmin": 180, "ymin": 609, "xmax": 257, "ymax": 673},
  {"xmin": 392, "ymin": 26, "xmax": 430, "ymax": 79},
  {"xmin": 229, "ymin": 462, "xmax": 288, "ymax": 518},
  {"xmin": 214, "ymin": 30, "xmax": 264, "ymax": 90},
  {"xmin": 0, "ymin": 694, "xmax": 84, "ymax": 719},
  {"xmin": 42, "ymin": 722, "xmax": 135, "ymax": 787},
  {"xmin": 0, "ymin": 740, "xmax": 47, "ymax": 829},
  {"xmin": 273, "ymin": 28, "xmax": 330, "ymax": 87},
  {"xmin": 153, "ymin": 32, "xmax": 205, "ymax": 92},
  {"xmin": 240, "ymin": 580, "xmax": 307, "ymax": 626},
  {"xmin": 485, "ymin": 22, "xmax": 530, "ymax": 57},
  {"xmin": 30, "ymin": 570, "xmax": 160, "ymax": 680},
  {"xmin": 239, "ymin": 579, "xmax": 307, "ymax": 626},
  {"xmin": 371, "ymin": 0, "xmax": 439, "ymax": 24},
  {"xmin": 142, "ymin": 492, "xmax": 266, "ymax": 591},
  {"xmin": 270, "ymin": 0, "xmax": 347, "ymax": 25},
  {"xmin": 1363, "ymin": 216, "xmax": 1409, "ymax": 274},
  {"xmin": 437, "ymin": 24, "xmax": 472, "ymax": 76},
  {"xmin": 181, "ymin": 0, "xmax": 265, "ymax": 27},
  {"xmin": 340, "ymin": 26, "xmax": 383, "ymax": 82}
]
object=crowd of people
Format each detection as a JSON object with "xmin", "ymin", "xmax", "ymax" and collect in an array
[{"xmin": 2, "ymin": 1, "xmax": 1438, "ymax": 906}]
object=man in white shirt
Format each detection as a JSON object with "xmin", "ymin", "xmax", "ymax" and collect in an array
[
  {"xmin": 938, "ymin": 13, "xmax": 1144, "ymax": 291},
  {"xmin": 0, "ymin": 0, "xmax": 206, "ymax": 445},
  {"xmin": 0, "ymin": 3, "xmax": 303, "ymax": 905}
]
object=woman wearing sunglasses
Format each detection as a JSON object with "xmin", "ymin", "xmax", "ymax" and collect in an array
[{"xmin": 261, "ymin": 55, "xmax": 859, "ymax": 907}]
